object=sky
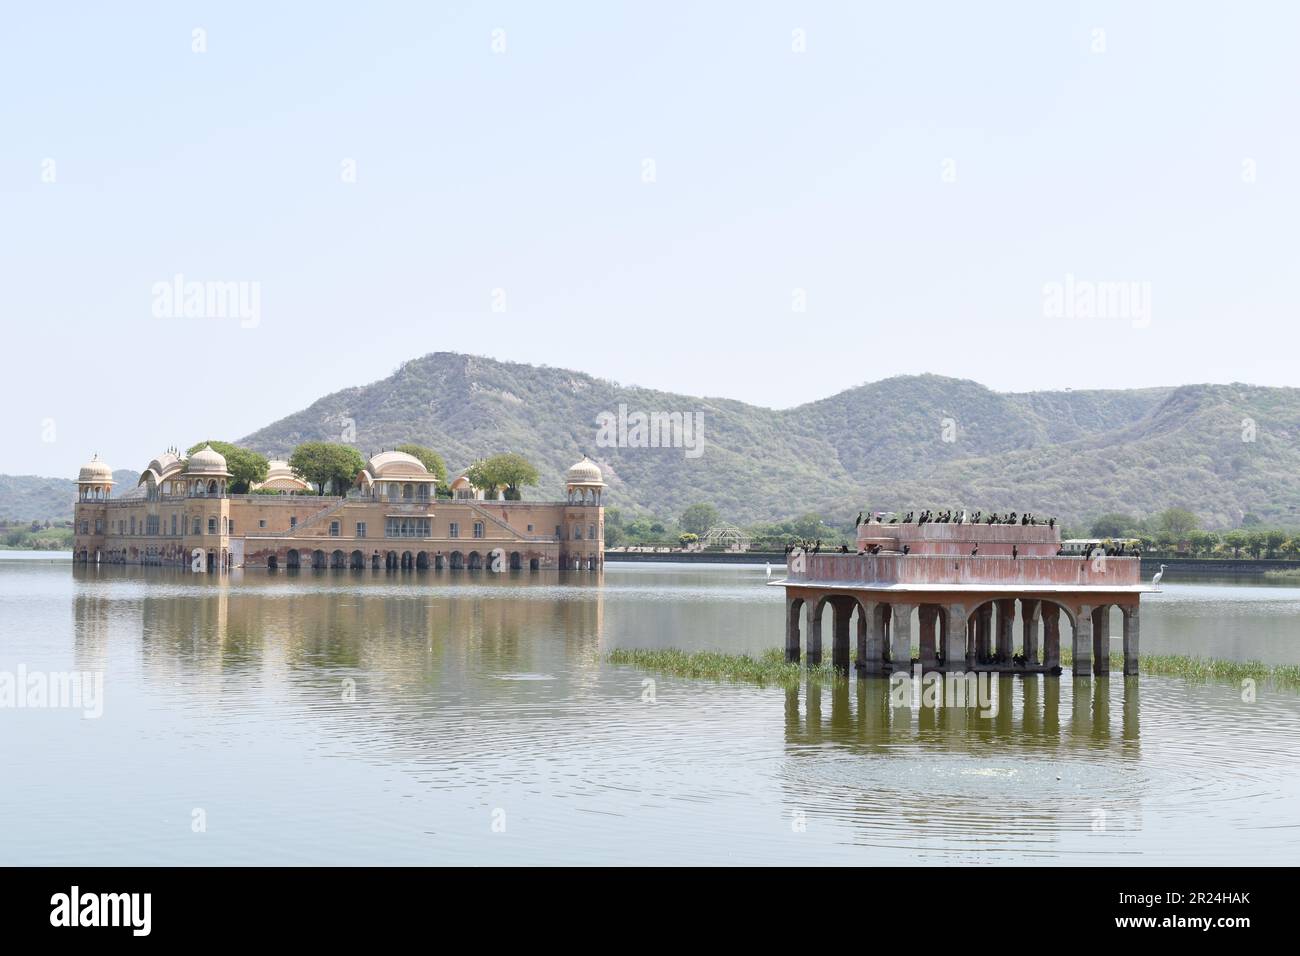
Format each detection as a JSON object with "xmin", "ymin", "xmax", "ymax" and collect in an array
[{"xmin": 2, "ymin": 1, "xmax": 1298, "ymax": 477}]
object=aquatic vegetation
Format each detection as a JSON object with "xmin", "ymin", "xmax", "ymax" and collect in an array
[
  {"xmin": 606, "ymin": 647, "xmax": 845, "ymax": 687},
  {"xmin": 1054, "ymin": 648, "xmax": 1300, "ymax": 687},
  {"xmin": 609, "ymin": 647, "xmax": 1300, "ymax": 690},
  {"xmin": 1124, "ymin": 653, "xmax": 1300, "ymax": 688}
]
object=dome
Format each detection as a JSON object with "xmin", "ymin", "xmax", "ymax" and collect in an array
[
  {"xmin": 139, "ymin": 449, "xmax": 185, "ymax": 487},
  {"xmin": 366, "ymin": 450, "xmax": 429, "ymax": 477},
  {"xmin": 264, "ymin": 459, "xmax": 297, "ymax": 480},
  {"xmin": 186, "ymin": 444, "xmax": 231, "ymax": 475},
  {"xmin": 77, "ymin": 454, "xmax": 113, "ymax": 483},
  {"xmin": 565, "ymin": 456, "xmax": 604, "ymax": 486},
  {"xmin": 145, "ymin": 450, "xmax": 182, "ymax": 475}
]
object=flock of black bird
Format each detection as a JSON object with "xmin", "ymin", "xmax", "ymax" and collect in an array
[
  {"xmin": 854, "ymin": 509, "xmax": 1056, "ymax": 528},
  {"xmin": 778, "ymin": 508, "xmax": 1148, "ymax": 561}
]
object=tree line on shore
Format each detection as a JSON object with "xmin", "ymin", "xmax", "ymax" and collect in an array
[
  {"xmin": 608, "ymin": 501, "xmax": 1300, "ymax": 560},
  {"xmin": 1086, "ymin": 507, "xmax": 1300, "ymax": 559},
  {"xmin": 1, "ymin": 518, "xmax": 72, "ymax": 550}
]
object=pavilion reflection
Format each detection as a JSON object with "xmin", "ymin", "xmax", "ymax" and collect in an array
[
  {"xmin": 786, "ymin": 673, "xmax": 1140, "ymax": 754},
  {"xmin": 780, "ymin": 674, "xmax": 1145, "ymax": 850}
]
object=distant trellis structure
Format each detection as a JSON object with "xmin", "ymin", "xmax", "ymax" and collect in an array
[{"xmin": 702, "ymin": 526, "xmax": 751, "ymax": 552}]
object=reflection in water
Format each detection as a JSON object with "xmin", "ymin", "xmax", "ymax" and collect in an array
[
  {"xmin": 72, "ymin": 563, "xmax": 607, "ymax": 681},
  {"xmin": 786, "ymin": 674, "xmax": 1140, "ymax": 751},
  {"xmin": 781, "ymin": 675, "xmax": 1151, "ymax": 855},
  {"xmin": 0, "ymin": 561, "xmax": 1291, "ymax": 864}
]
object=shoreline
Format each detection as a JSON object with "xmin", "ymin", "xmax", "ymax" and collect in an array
[
  {"xmin": 605, "ymin": 551, "xmax": 1300, "ymax": 576},
  {"xmin": 8, "ymin": 548, "xmax": 1300, "ymax": 578}
]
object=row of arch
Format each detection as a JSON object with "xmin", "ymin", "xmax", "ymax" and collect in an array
[
  {"xmin": 785, "ymin": 593, "xmax": 1139, "ymax": 676},
  {"xmin": 77, "ymin": 547, "xmax": 600, "ymax": 572},
  {"xmin": 270, "ymin": 549, "xmax": 533, "ymax": 571}
]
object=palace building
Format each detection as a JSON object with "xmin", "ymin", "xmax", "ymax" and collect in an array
[{"xmin": 72, "ymin": 447, "xmax": 606, "ymax": 572}]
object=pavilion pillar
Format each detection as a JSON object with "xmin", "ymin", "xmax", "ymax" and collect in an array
[
  {"xmin": 1091, "ymin": 605, "xmax": 1111, "ymax": 676},
  {"xmin": 1042, "ymin": 604, "xmax": 1061, "ymax": 669},
  {"xmin": 944, "ymin": 605, "xmax": 968, "ymax": 671},
  {"xmin": 805, "ymin": 600, "xmax": 823, "ymax": 666},
  {"xmin": 1072, "ymin": 605, "xmax": 1093, "ymax": 676},
  {"xmin": 918, "ymin": 605, "xmax": 939, "ymax": 668},
  {"xmin": 1122, "ymin": 605, "xmax": 1140, "ymax": 676},
  {"xmin": 995, "ymin": 599, "xmax": 1016, "ymax": 662},
  {"xmin": 966, "ymin": 615, "xmax": 976, "ymax": 666},
  {"xmin": 859, "ymin": 601, "xmax": 885, "ymax": 675},
  {"xmin": 832, "ymin": 598, "xmax": 852, "ymax": 673},
  {"xmin": 976, "ymin": 604, "xmax": 993, "ymax": 661},
  {"xmin": 855, "ymin": 601, "xmax": 867, "ymax": 668},
  {"xmin": 785, "ymin": 596, "xmax": 802, "ymax": 663},
  {"xmin": 890, "ymin": 602, "xmax": 914, "ymax": 671},
  {"xmin": 1021, "ymin": 599, "xmax": 1041, "ymax": 665}
]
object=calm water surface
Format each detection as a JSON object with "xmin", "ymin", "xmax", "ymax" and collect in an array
[{"xmin": 2, "ymin": 557, "xmax": 1299, "ymax": 865}]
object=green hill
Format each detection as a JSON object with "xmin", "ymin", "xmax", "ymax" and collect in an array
[
  {"xmin": 0, "ymin": 470, "xmax": 139, "ymax": 524},
  {"xmin": 4, "ymin": 353, "xmax": 1296, "ymax": 531},
  {"xmin": 237, "ymin": 352, "xmax": 1298, "ymax": 530}
]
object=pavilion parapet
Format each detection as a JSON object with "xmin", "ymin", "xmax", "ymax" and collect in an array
[
  {"xmin": 788, "ymin": 552, "xmax": 1141, "ymax": 588},
  {"xmin": 856, "ymin": 522, "xmax": 1063, "ymax": 557}
]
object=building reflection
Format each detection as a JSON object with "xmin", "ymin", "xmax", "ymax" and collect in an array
[{"xmin": 71, "ymin": 563, "xmax": 606, "ymax": 686}]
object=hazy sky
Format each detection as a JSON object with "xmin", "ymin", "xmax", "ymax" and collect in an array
[{"xmin": 3, "ymin": 2, "xmax": 1297, "ymax": 477}]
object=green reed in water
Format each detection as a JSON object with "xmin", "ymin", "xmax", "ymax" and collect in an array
[
  {"xmin": 606, "ymin": 647, "xmax": 841, "ymax": 687},
  {"xmin": 609, "ymin": 647, "xmax": 1300, "ymax": 690}
]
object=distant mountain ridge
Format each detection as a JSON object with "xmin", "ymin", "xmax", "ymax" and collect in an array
[
  {"xmin": 4, "ymin": 353, "xmax": 1298, "ymax": 530},
  {"xmin": 0, "ymin": 470, "xmax": 139, "ymax": 524},
  {"xmin": 237, "ymin": 353, "xmax": 1299, "ymax": 530}
]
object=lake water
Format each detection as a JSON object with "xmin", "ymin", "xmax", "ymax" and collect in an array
[{"xmin": 2, "ymin": 556, "xmax": 1299, "ymax": 865}]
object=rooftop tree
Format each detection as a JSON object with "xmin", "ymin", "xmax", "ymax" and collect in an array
[
  {"xmin": 394, "ymin": 443, "xmax": 448, "ymax": 485},
  {"xmin": 468, "ymin": 453, "xmax": 539, "ymax": 501},
  {"xmin": 288, "ymin": 442, "xmax": 365, "ymax": 495}
]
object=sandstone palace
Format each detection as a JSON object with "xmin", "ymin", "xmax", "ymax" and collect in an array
[{"xmin": 72, "ymin": 447, "xmax": 605, "ymax": 572}]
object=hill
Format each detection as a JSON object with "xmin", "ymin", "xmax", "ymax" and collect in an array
[
  {"xmin": 3, "ymin": 353, "xmax": 1296, "ymax": 531},
  {"xmin": 237, "ymin": 353, "xmax": 1298, "ymax": 530},
  {"xmin": 0, "ymin": 470, "xmax": 139, "ymax": 524}
]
